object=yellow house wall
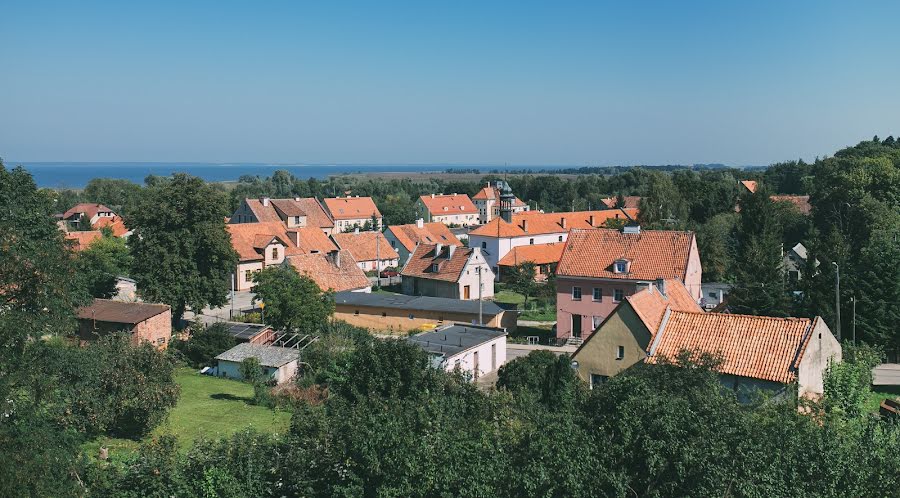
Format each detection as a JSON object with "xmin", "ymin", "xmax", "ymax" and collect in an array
[{"xmin": 573, "ymin": 303, "xmax": 652, "ymax": 383}]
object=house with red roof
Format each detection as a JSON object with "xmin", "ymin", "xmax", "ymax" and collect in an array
[
  {"xmin": 572, "ymin": 282, "xmax": 841, "ymax": 399},
  {"xmin": 416, "ymin": 193, "xmax": 479, "ymax": 227},
  {"xmin": 64, "ymin": 230, "xmax": 104, "ymax": 251},
  {"xmin": 400, "ymin": 243, "xmax": 494, "ymax": 300},
  {"xmin": 62, "ymin": 203, "xmax": 116, "ymax": 228},
  {"xmin": 496, "ymin": 242, "xmax": 564, "ymax": 281},
  {"xmin": 230, "ymin": 197, "xmax": 335, "ymax": 235},
  {"xmin": 283, "ymin": 251, "xmax": 371, "ymax": 293},
  {"xmin": 600, "ymin": 195, "xmax": 642, "ymax": 210},
  {"xmin": 331, "ymin": 230, "xmax": 400, "ymax": 273},
  {"xmin": 383, "ymin": 218, "xmax": 462, "ymax": 264},
  {"xmin": 472, "ymin": 182, "xmax": 529, "ymax": 224},
  {"xmin": 555, "ymin": 226, "xmax": 701, "ymax": 340},
  {"xmin": 322, "ymin": 196, "xmax": 382, "ymax": 232},
  {"xmin": 467, "ymin": 209, "xmax": 635, "ymax": 280}
]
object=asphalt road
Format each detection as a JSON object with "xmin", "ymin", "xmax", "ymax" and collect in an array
[{"xmin": 873, "ymin": 364, "xmax": 900, "ymax": 386}]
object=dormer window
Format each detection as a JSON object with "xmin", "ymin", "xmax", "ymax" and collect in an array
[
  {"xmin": 272, "ymin": 247, "xmax": 279, "ymax": 260},
  {"xmin": 432, "ymin": 263, "xmax": 440, "ymax": 272},
  {"xmin": 613, "ymin": 259, "xmax": 629, "ymax": 273}
]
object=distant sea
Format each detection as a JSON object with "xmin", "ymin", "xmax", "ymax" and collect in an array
[{"xmin": 14, "ymin": 162, "xmax": 573, "ymax": 189}]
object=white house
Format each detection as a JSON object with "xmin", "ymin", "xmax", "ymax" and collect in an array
[
  {"xmin": 416, "ymin": 193, "xmax": 479, "ymax": 226},
  {"xmin": 407, "ymin": 324, "xmax": 507, "ymax": 381}
]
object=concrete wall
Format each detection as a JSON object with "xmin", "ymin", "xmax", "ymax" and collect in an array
[
  {"xmin": 334, "ymin": 304, "xmax": 514, "ymax": 334},
  {"xmin": 573, "ymin": 303, "xmax": 651, "ymax": 384},
  {"xmin": 556, "ymin": 278, "xmax": 640, "ymax": 339},
  {"xmin": 798, "ymin": 318, "xmax": 842, "ymax": 396},
  {"xmin": 442, "ymin": 335, "xmax": 507, "ymax": 380},
  {"xmin": 217, "ymin": 359, "xmax": 298, "ymax": 385}
]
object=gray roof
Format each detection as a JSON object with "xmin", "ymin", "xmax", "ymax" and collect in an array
[
  {"xmin": 215, "ymin": 343, "xmax": 298, "ymax": 368},
  {"xmin": 791, "ymin": 242, "xmax": 808, "ymax": 261},
  {"xmin": 406, "ymin": 324, "xmax": 506, "ymax": 358},
  {"xmin": 333, "ymin": 291, "xmax": 505, "ymax": 317},
  {"xmin": 218, "ymin": 321, "xmax": 273, "ymax": 341}
]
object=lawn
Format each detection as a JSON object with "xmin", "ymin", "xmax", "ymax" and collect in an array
[
  {"xmin": 493, "ymin": 289, "xmax": 557, "ymax": 322},
  {"xmin": 508, "ymin": 324, "xmax": 555, "ymax": 345},
  {"xmin": 864, "ymin": 386, "xmax": 900, "ymax": 414},
  {"xmin": 85, "ymin": 367, "xmax": 292, "ymax": 462}
]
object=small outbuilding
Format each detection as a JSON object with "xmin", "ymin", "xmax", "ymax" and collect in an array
[
  {"xmin": 215, "ymin": 343, "xmax": 299, "ymax": 384},
  {"xmin": 77, "ymin": 299, "xmax": 172, "ymax": 348},
  {"xmin": 407, "ymin": 324, "xmax": 507, "ymax": 380},
  {"xmin": 217, "ymin": 321, "xmax": 276, "ymax": 345}
]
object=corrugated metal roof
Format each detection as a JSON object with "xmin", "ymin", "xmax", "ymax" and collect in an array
[{"xmin": 333, "ymin": 291, "xmax": 505, "ymax": 317}]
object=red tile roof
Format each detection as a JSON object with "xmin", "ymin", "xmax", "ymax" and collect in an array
[
  {"xmin": 227, "ymin": 222, "xmax": 336, "ymax": 262},
  {"xmin": 62, "ymin": 203, "xmax": 115, "ymax": 220},
  {"xmin": 65, "ymin": 231, "xmax": 103, "ymax": 251},
  {"xmin": 387, "ymin": 222, "xmax": 462, "ymax": 252},
  {"xmin": 770, "ymin": 195, "xmax": 811, "ymax": 215},
  {"xmin": 401, "ymin": 243, "xmax": 474, "ymax": 282},
  {"xmin": 244, "ymin": 198, "xmax": 334, "ymax": 230},
  {"xmin": 331, "ymin": 231, "xmax": 399, "ymax": 262},
  {"xmin": 740, "ymin": 180, "xmax": 758, "ymax": 193},
  {"xmin": 497, "ymin": 242, "xmax": 565, "ymax": 266},
  {"xmin": 601, "ymin": 196, "xmax": 642, "ymax": 209},
  {"xmin": 557, "ymin": 228, "xmax": 695, "ymax": 281},
  {"xmin": 323, "ymin": 196, "xmax": 382, "ymax": 220},
  {"xmin": 469, "ymin": 209, "xmax": 635, "ymax": 238},
  {"xmin": 418, "ymin": 194, "xmax": 478, "ymax": 215},
  {"xmin": 648, "ymin": 312, "xmax": 815, "ymax": 384},
  {"xmin": 472, "ymin": 186, "xmax": 528, "ymax": 206},
  {"xmin": 625, "ymin": 279, "xmax": 702, "ymax": 336},
  {"xmin": 93, "ymin": 216, "xmax": 129, "ymax": 237},
  {"xmin": 285, "ymin": 252, "xmax": 370, "ymax": 292}
]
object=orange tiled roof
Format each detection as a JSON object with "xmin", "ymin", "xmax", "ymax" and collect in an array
[
  {"xmin": 557, "ymin": 228, "xmax": 695, "ymax": 281},
  {"xmin": 740, "ymin": 180, "xmax": 758, "ymax": 193},
  {"xmin": 497, "ymin": 242, "xmax": 565, "ymax": 266},
  {"xmin": 322, "ymin": 196, "xmax": 381, "ymax": 220},
  {"xmin": 469, "ymin": 209, "xmax": 634, "ymax": 238},
  {"xmin": 387, "ymin": 222, "xmax": 462, "ymax": 252},
  {"xmin": 227, "ymin": 222, "xmax": 336, "ymax": 262},
  {"xmin": 285, "ymin": 252, "xmax": 370, "ymax": 292},
  {"xmin": 401, "ymin": 243, "xmax": 474, "ymax": 282},
  {"xmin": 62, "ymin": 203, "xmax": 115, "ymax": 220},
  {"xmin": 93, "ymin": 216, "xmax": 129, "ymax": 237},
  {"xmin": 244, "ymin": 198, "xmax": 335, "ymax": 229},
  {"xmin": 770, "ymin": 195, "xmax": 811, "ymax": 215},
  {"xmin": 65, "ymin": 231, "xmax": 103, "ymax": 251},
  {"xmin": 472, "ymin": 186, "xmax": 527, "ymax": 207},
  {"xmin": 648, "ymin": 312, "xmax": 815, "ymax": 384},
  {"xmin": 331, "ymin": 231, "xmax": 399, "ymax": 262},
  {"xmin": 601, "ymin": 196, "xmax": 642, "ymax": 209},
  {"xmin": 625, "ymin": 279, "xmax": 702, "ymax": 336},
  {"xmin": 418, "ymin": 194, "xmax": 478, "ymax": 215}
]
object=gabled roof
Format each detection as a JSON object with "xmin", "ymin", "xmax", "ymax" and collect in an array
[
  {"xmin": 770, "ymin": 195, "xmax": 811, "ymax": 215},
  {"xmin": 227, "ymin": 222, "xmax": 336, "ymax": 262},
  {"xmin": 625, "ymin": 279, "xmax": 702, "ymax": 337},
  {"xmin": 243, "ymin": 198, "xmax": 334, "ymax": 229},
  {"xmin": 647, "ymin": 312, "xmax": 816, "ymax": 384},
  {"xmin": 323, "ymin": 196, "xmax": 382, "ymax": 220},
  {"xmin": 418, "ymin": 194, "xmax": 478, "ymax": 215},
  {"xmin": 557, "ymin": 228, "xmax": 694, "ymax": 281},
  {"xmin": 285, "ymin": 252, "xmax": 371, "ymax": 292},
  {"xmin": 469, "ymin": 209, "xmax": 634, "ymax": 238},
  {"xmin": 472, "ymin": 186, "xmax": 527, "ymax": 206},
  {"xmin": 601, "ymin": 196, "xmax": 642, "ymax": 209},
  {"xmin": 386, "ymin": 222, "xmax": 462, "ymax": 252},
  {"xmin": 63, "ymin": 203, "xmax": 115, "ymax": 220},
  {"xmin": 497, "ymin": 242, "xmax": 565, "ymax": 266},
  {"xmin": 93, "ymin": 216, "xmax": 129, "ymax": 237},
  {"xmin": 331, "ymin": 231, "xmax": 399, "ymax": 262},
  {"xmin": 740, "ymin": 180, "xmax": 758, "ymax": 193},
  {"xmin": 401, "ymin": 243, "xmax": 475, "ymax": 282},
  {"xmin": 77, "ymin": 299, "xmax": 170, "ymax": 324},
  {"xmin": 65, "ymin": 231, "xmax": 103, "ymax": 251}
]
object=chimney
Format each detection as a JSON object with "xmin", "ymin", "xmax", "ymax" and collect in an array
[
  {"xmin": 416, "ymin": 218, "xmax": 424, "ymax": 228},
  {"xmin": 294, "ymin": 197, "xmax": 301, "ymax": 201},
  {"xmin": 655, "ymin": 278, "xmax": 667, "ymax": 297},
  {"xmin": 521, "ymin": 219, "xmax": 528, "ymax": 232},
  {"xmin": 447, "ymin": 245, "xmax": 456, "ymax": 259},
  {"xmin": 435, "ymin": 243, "xmax": 443, "ymax": 257},
  {"xmin": 588, "ymin": 214, "xmax": 594, "ymax": 227},
  {"xmin": 560, "ymin": 217, "xmax": 567, "ymax": 229},
  {"xmin": 260, "ymin": 197, "xmax": 270, "ymax": 207},
  {"xmin": 431, "ymin": 193, "xmax": 435, "ymax": 198}
]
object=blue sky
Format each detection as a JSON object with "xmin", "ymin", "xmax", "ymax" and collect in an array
[{"xmin": 2, "ymin": 1, "xmax": 898, "ymax": 165}]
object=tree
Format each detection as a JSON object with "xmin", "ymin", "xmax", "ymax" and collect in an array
[
  {"xmin": 824, "ymin": 343, "xmax": 883, "ymax": 418},
  {"xmin": 252, "ymin": 266, "xmax": 335, "ymax": 333},
  {"xmin": 507, "ymin": 261, "xmax": 538, "ymax": 309},
  {"xmin": 695, "ymin": 212, "xmax": 738, "ymax": 281},
  {"xmin": 172, "ymin": 322, "xmax": 236, "ymax": 368},
  {"xmin": 82, "ymin": 178, "xmax": 143, "ymax": 215},
  {"xmin": 75, "ymin": 234, "xmax": 132, "ymax": 298},
  {"xmin": 127, "ymin": 173, "xmax": 238, "ymax": 323},
  {"xmin": 75, "ymin": 212, "xmax": 93, "ymax": 230}
]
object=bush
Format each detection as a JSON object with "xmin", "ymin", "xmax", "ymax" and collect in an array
[{"xmin": 172, "ymin": 322, "xmax": 237, "ymax": 368}]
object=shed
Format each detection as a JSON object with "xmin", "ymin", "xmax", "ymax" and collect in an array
[
  {"xmin": 215, "ymin": 343, "xmax": 299, "ymax": 384},
  {"xmin": 76, "ymin": 299, "xmax": 172, "ymax": 348}
]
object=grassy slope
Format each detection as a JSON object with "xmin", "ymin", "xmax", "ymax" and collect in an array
[{"xmin": 85, "ymin": 368, "xmax": 291, "ymax": 461}]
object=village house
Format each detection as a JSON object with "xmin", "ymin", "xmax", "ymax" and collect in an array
[
  {"xmin": 76, "ymin": 299, "xmax": 172, "ymax": 348},
  {"xmin": 383, "ymin": 218, "xmax": 462, "ymax": 264},
  {"xmin": 284, "ymin": 251, "xmax": 372, "ymax": 292},
  {"xmin": 740, "ymin": 180, "xmax": 758, "ymax": 194},
  {"xmin": 496, "ymin": 242, "xmax": 565, "ymax": 281},
  {"xmin": 331, "ymin": 230, "xmax": 400, "ymax": 273},
  {"xmin": 555, "ymin": 226, "xmax": 702, "ymax": 340},
  {"xmin": 472, "ymin": 181, "xmax": 529, "ymax": 224},
  {"xmin": 416, "ymin": 193, "xmax": 479, "ymax": 226},
  {"xmin": 229, "ymin": 197, "xmax": 335, "ymax": 235},
  {"xmin": 61, "ymin": 203, "xmax": 117, "ymax": 228},
  {"xmin": 467, "ymin": 208, "xmax": 637, "ymax": 279},
  {"xmin": 407, "ymin": 323, "xmax": 507, "ymax": 381},
  {"xmin": 572, "ymin": 282, "xmax": 841, "ymax": 399},
  {"xmin": 333, "ymin": 291, "xmax": 517, "ymax": 333},
  {"xmin": 400, "ymin": 243, "xmax": 494, "ymax": 300},
  {"xmin": 215, "ymin": 343, "xmax": 299, "ymax": 384},
  {"xmin": 600, "ymin": 195, "xmax": 642, "ymax": 210},
  {"xmin": 322, "ymin": 195, "xmax": 383, "ymax": 232},
  {"xmin": 227, "ymin": 221, "xmax": 337, "ymax": 291},
  {"xmin": 217, "ymin": 321, "xmax": 276, "ymax": 345}
]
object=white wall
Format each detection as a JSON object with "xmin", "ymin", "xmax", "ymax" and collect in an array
[
  {"xmin": 217, "ymin": 359, "xmax": 298, "ymax": 385},
  {"xmin": 798, "ymin": 318, "xmax": 843, "ymax": 396},
  {"xmin": 469, "ymin": 232, "xmax": 566, "ymax": 279},
  {"xmin": 443, "ymin": 335, "xmax": 507, "ymax": 380}
]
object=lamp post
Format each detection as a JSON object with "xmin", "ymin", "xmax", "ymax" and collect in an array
[{"xmin": 832, "ymin": 261, "xmax": 841, "ymax": 341}]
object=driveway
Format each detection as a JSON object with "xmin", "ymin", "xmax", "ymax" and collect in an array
[
  {"xmin": 873, "ymin": 364, "xmax": 900, "ymax": 386},
  {"xmin": 185, "ymin": 290, "xmax": 257, "ymax": 323}
]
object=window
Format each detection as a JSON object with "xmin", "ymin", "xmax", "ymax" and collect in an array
[
  {"xmin": 709, "ymin": 292, "xmax": 717, "ymax": 298},
  {"xmin": 614, "ymin": 261, "xmax": 627, "ymax": 273},
  {"xmin": 592, "ymin": 316, "xmax": 603, "ymax": 329},
  {"xmin": 294, "ymin": 216, "xmax": 300, "ymax": 224},
  {"xmin": 481, "ymin": 241, "xmax": 487, "ymax": 249},
  {"xmin": 157, "ymin": 337, "xmax": 166, "ymax": 345},
  {"xmin": 590, "ymin": 374, "xmax": 608, "ymax": 389},
  {"xmin": 592, "ymin": 288, "xmax": 602, "ymax": 301},
  {"xmin": 432, "ymin": 263, "xmax": 439, "ymax": 272},
  {"xmin": 390, "ymin": 240, "xmax": 396, "ymax": 247},
  {"xmin": 572, "ymin": 286, "xmax": 582, "ymax": 300},
  {"xmin": 614, "ymin": 289, "xmax": 624, "ymax": 302},
  {"xmin": 408, "ymin": 313, "xmax": 414, "ymax": 319},
  {"xmin": 529, "ymin": 238, "xmax": 534, "ymax": 245},
  {"xmin": 558, "ymin": 235, "xmax": 563, "ymax": 242},
  {"xmin": 353, "ymin": 310, "xmax": 359, "ymax": 316},
  {"xmin": 245, "ymin": 271, "xmax": 253, "ymax": 282},
  {"xmin": 616, "ymin": 345, "xmax": 625, "ymax": 360},
  {"xmin": 271, "ymin": 247, "xmax": 279, "ymax": 259}
]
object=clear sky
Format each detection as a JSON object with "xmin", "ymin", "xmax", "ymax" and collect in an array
[{"xmin": 2, "ymin": 1, "xmax": 899, "ymax": 166}]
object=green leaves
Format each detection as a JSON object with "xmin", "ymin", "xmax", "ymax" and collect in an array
[{"xmin": 252, "ymin": 266, "xmax": 335, "ymax": 334}]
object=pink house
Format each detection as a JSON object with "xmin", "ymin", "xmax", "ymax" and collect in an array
[{"xmin": 555, "ymin": 226, "xmax": 702, "ymax": 340}]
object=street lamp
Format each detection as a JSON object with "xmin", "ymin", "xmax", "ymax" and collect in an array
[{"xmin": 832, "ymin": 262, "xmax": 841, "ymax": 341}]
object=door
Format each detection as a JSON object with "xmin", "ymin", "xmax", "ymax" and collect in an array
[
  {"xmin": 463, "ymin": 285, "xmax": 471, "ymax": 299},
  {"xmin": 572, "ymin": 314, "xmax": 582, "ymax": 338},
  {"xmin": 473, "ymin": 351, "xmax": 480, "ymax": 379}
]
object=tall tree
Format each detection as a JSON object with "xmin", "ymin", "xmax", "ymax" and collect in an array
[
  {"xmin": 507, "ymin": 261, "xmax": 538, "ymax": 310},
  {"xmin": 252, "ymin": 265, "xmax": 335, "ymax": 333},
  {"xmin": 127, "ymin": 173, "xmax": 238, "ymax": 323},
  {"xmin": 75, "ymin": 234, "xmax": 132, "ymax": 298}
]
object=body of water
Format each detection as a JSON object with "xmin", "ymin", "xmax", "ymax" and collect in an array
[{"xmin": 13, "ymin": 162, "xmax": 572, "ymax": 189}]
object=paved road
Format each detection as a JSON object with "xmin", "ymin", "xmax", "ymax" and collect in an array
[{"xmin": 873, "ymin": 364, "xmax": 900, "ymax": 386}]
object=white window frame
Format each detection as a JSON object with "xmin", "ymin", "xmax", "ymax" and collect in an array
[{"xmin": 572, "ymin": 286, "xmax": 582, "ymax": 301}]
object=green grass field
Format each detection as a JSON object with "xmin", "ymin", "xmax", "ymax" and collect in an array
[
  {"xmin": 864, "ymin": 387, "xmax": 900, "ymax": 414},
  {"xmin": 85, "ymin": 367, "xmax": 292, "ymax": 461}
]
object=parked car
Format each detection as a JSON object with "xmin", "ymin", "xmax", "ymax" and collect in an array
[{"xmin": 380, "ymin": 268, "xmax": 399, "ymax": 278}]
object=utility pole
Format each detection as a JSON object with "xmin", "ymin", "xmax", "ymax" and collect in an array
[{"xmin": 832, "ymin": 262, "xmax": 841, "ymax": 341}]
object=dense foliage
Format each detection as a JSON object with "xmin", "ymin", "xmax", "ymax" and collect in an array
[
  {"xmin": 252, "ymin": 266, "xmax": 336, "ymax": 334},
  {"xmin": 75, "ymin": 234, "xmax": 133, "ymax": 298},
  {"xmin": 172, "ymin": 322, "xmax": 237, "ymax": 368}
]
